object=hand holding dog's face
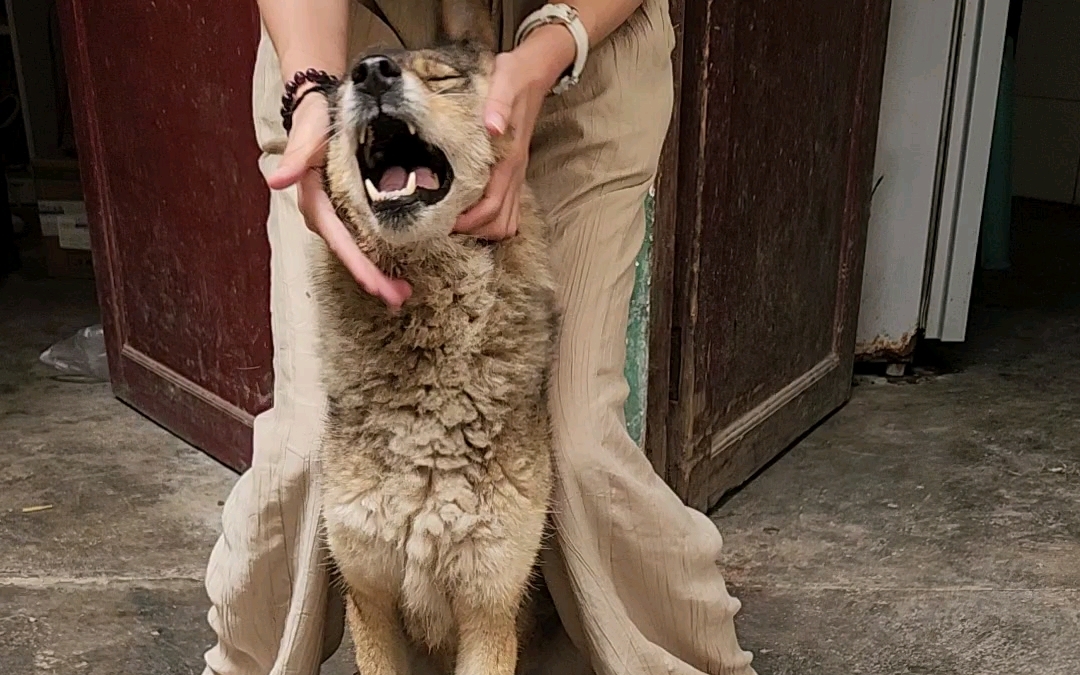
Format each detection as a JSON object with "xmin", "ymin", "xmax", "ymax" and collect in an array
[
  {"xmin": 267, "ymin": 90, "xmax": 414, "ymax": 308},
  {"xmin": 452, "ymin": 24, "xmax": 578, "ymax": 242}
]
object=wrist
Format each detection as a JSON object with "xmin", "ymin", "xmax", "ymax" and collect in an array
[
  {"xmin": 280, "ymin": 68, "xmax": 339, "ymax": 134},
  {"xmin": 514, "ymin": 23, "xmax": 578, "ymax": 92},
  {"xmin": 279, "ymin": 52, "xmax": 345, "ymax": 88},
  {"xmin": 560, "ymin": 3, "xmax": 599, "ymax": 43}
]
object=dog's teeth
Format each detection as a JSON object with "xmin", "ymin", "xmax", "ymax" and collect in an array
[
  {"xmin": 358, "ymin": 125, "xmax": 367, "ymax": 145},
  {"xmin": 364, "ymin": 173, "xmax": 419, "ymax": 203},
  {"xmin": 407, "ymin": 122, "xmax": 416, "ymax": 136},
  {"xmin": 364, "ymin": 179, "xmax": 381, "ymax": 202}
]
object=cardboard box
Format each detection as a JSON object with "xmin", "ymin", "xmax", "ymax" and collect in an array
[
  {"xmin": 37, "ymin": 200, "xmax": 93, "ymax": 279},
  {"xmin": 43, "ymin": 236, "xmax": 94, "ymax": 279},
  {"xmin": 34, "ymin": 179, "xmax": 83, "ymax": 202},
  {"xmin": 29, "ymin": 163, "xmax": 92, "ymax": 279},
  {"xmin": 7, "ymin": 175, "xmax": 36, "ymax": 206},
  {"xmin": 57, "ymin": 214, "xmax": 91, "ymax": 251},
  {"xmin": 11, "ymin": 205, "xmax": 39, "ymax": 236},
  {"xmin": 32, "ymin": 160, "xmax": 83, "ymax": 202},
  {"xmin": 38, "ymin": 199, "xmax": 87, "ymax": 238}
]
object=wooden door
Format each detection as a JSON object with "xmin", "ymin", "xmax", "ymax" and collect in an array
[
  {"xmin": 57, "ymin": 0, "xmax": 272, "ymax": 471},
  {"xmin": 647, "ymin": 0, "xmax": 892, "ymax": 511}
]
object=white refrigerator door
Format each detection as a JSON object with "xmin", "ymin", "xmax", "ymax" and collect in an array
[
  {"xmin": 856, "ymin": 0, "xmax": 961, "ymax": 357},
  {"xmin": 922, "ymin": 0, "xmax": 1010, "ymax": 341}
]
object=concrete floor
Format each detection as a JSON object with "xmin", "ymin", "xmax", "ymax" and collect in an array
[{"xmin": 2, "ymin": 200, "xmax": 1079, "ymax": 674}]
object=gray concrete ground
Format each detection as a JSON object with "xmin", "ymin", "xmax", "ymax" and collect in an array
[
  {"xmin": 720, "ymin": 200, "xmax": 1080, "ymax": 674},
  {"xmin": 2, "ymin": 200, "xmax": 1078, "ymax": 675},
  {"xmin": 0, "ymin": 274, "xmax": 243, "ymax": 675}
]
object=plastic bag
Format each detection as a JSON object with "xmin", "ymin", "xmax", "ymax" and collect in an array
[{"xmin": 39, "ymin": 324, "xmax": 110, "ymax": 382}]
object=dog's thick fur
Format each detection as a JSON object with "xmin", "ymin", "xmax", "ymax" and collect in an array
[{"xmin": 313, "ymin": 3, "xmax": 556, "ymax": 674}]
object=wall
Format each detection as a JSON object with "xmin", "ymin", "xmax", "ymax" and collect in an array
[
  {"xmin": 1012, "ymin": 0, "xmax": 1080, "ymax": 204},
  {"xmin": 8, "ymin": 0, "xmax": 69, "ymax": 161}
]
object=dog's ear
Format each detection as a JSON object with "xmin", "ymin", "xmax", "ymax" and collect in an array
[{"xmin": 440, "ymin": 0, "xmax": 497, "ymax": 50}]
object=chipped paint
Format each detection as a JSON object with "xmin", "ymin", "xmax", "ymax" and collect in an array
[
  {"xmin": 623, "ymin": 188, "xmax": 654, "ymax": 447},
  {"xmin": 855, "ymin": 330, "xmax": 919, "ymax": 361}
]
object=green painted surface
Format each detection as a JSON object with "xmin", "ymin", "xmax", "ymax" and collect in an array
[{"xmin": 623, "ymin": 188, "xmax": 654, "ymax": 446}]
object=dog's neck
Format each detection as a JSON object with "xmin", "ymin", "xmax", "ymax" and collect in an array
[
  {"xmin": 361, "ymin": 228, "xmax": 495, "ymax": 270},
  {"xmin": 336, "ymin": 228, "xmax": 501, "ymax": 312},
  {"xmin": 317, "ymin": 202, "xmax": 549, "ymax": 325},
  {"xmin": 333, "ymin": 194, "xmax": 543, "ymax": 309}
]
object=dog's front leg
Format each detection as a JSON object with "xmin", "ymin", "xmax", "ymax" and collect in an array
[
  {"xmin": 346, "ymin": 587, "xmax": 409, "ymax": 675},
  {"xmin": 452, "ymin": 598, "xmax": 521, "ymax": 675}
]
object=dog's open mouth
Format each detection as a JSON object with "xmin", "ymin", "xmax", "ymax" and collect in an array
[{"xmin": 357, "ymin": 114, "xmax": 453, "ymax": 213}]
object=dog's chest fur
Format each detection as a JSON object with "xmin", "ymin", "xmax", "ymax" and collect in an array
[{"xmin": 312, "ymin": 218, "xmax": 555, "ymax": 647}]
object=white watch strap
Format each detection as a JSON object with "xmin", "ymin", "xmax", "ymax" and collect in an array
[{"xmin": 514, "ymin": 3, "xmax": 589, "ymax": 95}]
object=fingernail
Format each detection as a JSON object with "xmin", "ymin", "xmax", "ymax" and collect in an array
[{"xmin": 485, "ymin": 111, "xmax": 507, "ymax": 135}]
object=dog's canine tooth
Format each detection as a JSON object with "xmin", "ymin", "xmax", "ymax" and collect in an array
[
  {"xmin": 358, "ymin": 124, "xmax": 367, "ymax": 145},
  {"xmin": 404, "ymin": 171, "xmax": 417, "ymax": 196},
  {"xmin": 407, "ymin": 122, "xmax": 417, "ymax": 136},
  {"xmin": 364, "ymin": 178, "xmax": 381, "ymax": 201}
]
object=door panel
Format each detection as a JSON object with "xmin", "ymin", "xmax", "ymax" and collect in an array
[
  {"xmin": 57, "ymin": 0, "xmax": 272, "ymax": 470},
  {"xmin": 649, "ymin": 0, "xmax": 891, "ymax": 511}
]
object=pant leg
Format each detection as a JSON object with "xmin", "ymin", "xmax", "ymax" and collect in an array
[
  {"xmin": 202, "ymin": 8, "xmax": 402, "ymax": 675},
  {"xmin": 202, "ymin": 159, "xmax": 337, "ymax": 675},
  {"xmin": 524, "ymin": 2, "xmax": 757, "ymax": 674}
]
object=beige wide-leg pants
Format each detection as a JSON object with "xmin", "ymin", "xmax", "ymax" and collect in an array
[{"xmin": 203, "ymin": 2, "xmax": 756, "ymax": 674}]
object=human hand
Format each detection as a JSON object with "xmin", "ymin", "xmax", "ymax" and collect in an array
[
  {"xmin": 266, "ymin": 92, "xmax": 412, "ymax": 309},
  {"xmin": 453, "ymin": 24, "xmax": 576, "ymax": 241}
]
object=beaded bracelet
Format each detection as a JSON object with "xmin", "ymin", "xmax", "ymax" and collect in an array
[{"xmin": 280, "ymin": 69, "xmax": 341, "ymax": 133}]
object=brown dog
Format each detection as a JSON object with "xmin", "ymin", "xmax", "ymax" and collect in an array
[{"xmin": 312, "ymin": 2, "xmax": 557, "ymax": 674}]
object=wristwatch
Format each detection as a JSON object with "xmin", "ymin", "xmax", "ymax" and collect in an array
[{"xmin": 514, "ymin": 3, "xmax": 590, "ymax": 95}]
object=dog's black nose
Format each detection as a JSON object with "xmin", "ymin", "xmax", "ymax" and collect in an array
[{"xmin": 353, "ymin": 55, "xmax": 401, "ymax": 97}]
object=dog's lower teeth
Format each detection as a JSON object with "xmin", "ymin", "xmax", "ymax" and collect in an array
[{"xmin": 364, "ymin": 171, "xmax": 419, "ymax": 202}]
